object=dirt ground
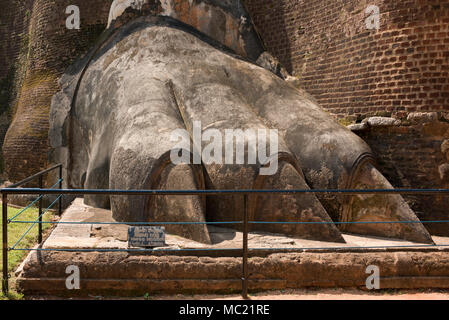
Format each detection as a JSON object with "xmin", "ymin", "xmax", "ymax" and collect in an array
[
  {"xmin": 26, "ymin": 288, "xmax": 449, "ymax": 300},
  {"xmin": 148, "ymin": 288, "xmax": 449, "ymax": 300}
]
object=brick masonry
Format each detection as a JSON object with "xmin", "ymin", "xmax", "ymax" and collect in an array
[
  {"xmin": 0, "ymin": 0, "xmax": 33, "ymax": 86},
  {"xmin": 353, "ymin": 113, "xmax": 449, "ymax": 235},
  {"xmin": 245, "ymin": 0, "xmax": 449, "ymax": 120},
  {"xmin": 1, "ymin": 0, "xmax": 112, "ymax": 182},
  {"xmin": 0, "ymin": 0, "xmax": 35, "ymax": 173}
]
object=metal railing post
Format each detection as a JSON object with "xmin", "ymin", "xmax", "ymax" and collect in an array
[
  {"xmin": 242, "ymin": 194, "xmax": 249, "ymax": 299},
  {"xmin": 38, "ymin": 176, "xmax": 43, "ymax": 244},
  {"xmin": 58, "ymin": 165, "xmax": 62, "ymax": 216},
  {"xmin": 2, "ymin": 192, "xmax": 8, "ymax": 296}
]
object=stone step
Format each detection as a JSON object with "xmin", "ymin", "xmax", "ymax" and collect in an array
[
  {"xmin": 17, "ymin": 276, "xmax": 449, "ymax": 297},
  {"xmin": 15, "ymin": 249, "xmax": 449, "ymax": 296}
]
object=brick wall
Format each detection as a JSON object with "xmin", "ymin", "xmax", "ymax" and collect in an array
[
  {"xmin": 0, "ymin": 0, "xmax": 34, "ymax": 172},
  {"xmin": 0, "ymin": 0, "xmax": 33, "ymax": 84},
  {"xmin": 245, "ymin": 0, "xmax": 449, "ymax": 120},
  {"xmin": 354, "ymin": 113, "xmax": 449, "ymax": 235}
]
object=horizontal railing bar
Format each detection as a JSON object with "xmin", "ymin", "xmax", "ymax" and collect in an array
[
  {"xmin": 248, "ymin": 244, "xmax": 449, "ymax": 250},
  {"xmin": 3, "ymin": 188, "xmax": 449, "ymax": 196},
  {"xmin": 10, "ymin": 221, "xmax": 243, "ymax": 225},
  {"xmin": 248, "ymin": 220, "xmax": 449, "ymax": 225},
  {"xmin": 10, "ymin": 244, "xmax": 449, "ymax": 252},
  {"xmin": 11, "ymin": 248, "xmax": 242, "ymax": 252},
  {"xmin": 9, "ymin": 220, "xmax": 449, "ymax": 225},
  {"xmin": 7, "ymin": 164, "xmax": 62, "ymax": 189}
]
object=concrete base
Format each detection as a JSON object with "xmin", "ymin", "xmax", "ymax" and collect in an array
[{"xmin": 14, "ymin": 199, "xmax": 449, "ymax": 296}]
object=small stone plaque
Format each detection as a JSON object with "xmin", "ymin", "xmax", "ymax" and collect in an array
[{"xmin": 128, "ymin": 226, "xmax": 166, "ymax": 247}]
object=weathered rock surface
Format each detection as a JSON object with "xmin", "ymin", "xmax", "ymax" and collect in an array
[
  {"xmin": 347, "ymin": 123, "xmax": 369, "ymax": 132},
  {"xmin": 16, "ymin": 250, "xmax": 449, "ymax": 296},
  {"xmin": 51, "ymin": 17, "xmax": 343, "ymax": 243},
  {"xmin": 256, "ymin": 51, "xmax": 290, "ymax": 79},
  {"xmin": 106, "ymin": 0, "xmax": 265, "ymax": 61},
  {"xmin": 48, "ymin": 3, "xmax": 433, "ymax": 244},
  {"xmin": 364, "ymin": 117, "xmax": 401, "ymax": 127},
  {"xmin": 342, "ymin": 163, "xmax": 433, "ymax": 244},
  {"xmin": 407, "ymin": 112, "xmax": 439, "ymax": 125}
]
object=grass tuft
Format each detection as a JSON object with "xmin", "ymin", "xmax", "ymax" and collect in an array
[{"xmin": 0, "ymin": 205, "xmax": 54, "ymax": 300}]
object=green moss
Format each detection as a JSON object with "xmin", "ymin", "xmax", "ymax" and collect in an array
[
  {"xmin": 20, "ymin": 71, "xmax": 57, "ymax": 91},
  {"xmin": 374, "ymin": 111, "xmax": 392, "ymax": 117},
  {"xmin": 338, "ymin": 117, "xmax": 354, "ymax": 127},
  {"xmin": 7, "ymin": 25, "xmax": 34, "ymax": 120},
  {"xmin": 7, "ymin": 72, "xmax": 57, "ymax": 139},
  {"xmin": 19, "ymin": 30, "xmax": 31, "ymax": 61}
]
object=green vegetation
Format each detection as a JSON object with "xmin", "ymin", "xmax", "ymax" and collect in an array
[
  {"xmin": 338, "ymin": 117, "xmax": 354, "ymax": 127},
  {"xmin": 0, "ymin": 205, "xmax": 54, "ymax": 300},
  {"xmin": 374, "ymin": 111, "xmax": 392, "ymax": 118}
]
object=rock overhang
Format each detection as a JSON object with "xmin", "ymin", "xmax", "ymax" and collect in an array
[{"xmin": 107, "ymin": 0, "xmax": 265, "ymax": 61}]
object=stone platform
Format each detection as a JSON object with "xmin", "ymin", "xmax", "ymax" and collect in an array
[{"xmin": 15, "ymin": 199, "xmax": 449, "ymax": 296}]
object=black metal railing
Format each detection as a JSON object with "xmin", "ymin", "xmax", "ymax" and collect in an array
[
  {"xmin": 1, "ymin": 164, "xmax": 62, "ymax": 295},
  {"xmin": 2, "ymin": 164, "xmax": 449, "ymax": 298}
]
